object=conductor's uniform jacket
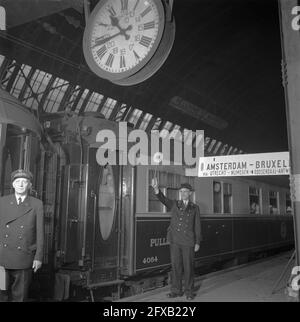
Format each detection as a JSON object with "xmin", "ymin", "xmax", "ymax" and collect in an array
[
  {"xmin": 156, "ymin": 190, "xmax": 202, "ymax": 246},
  {"xmin": 0, "ymin": 194, "xmax": 44, "ymax": 269}
]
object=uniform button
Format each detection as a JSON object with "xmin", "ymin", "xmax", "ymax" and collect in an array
[
  {"xmin": 20, "ymin": 225, "xmax": 24, "ymax": 229},
  {"xmin": 17, "ymin": 246, "xmax": 21, "ymax": 250},
  {"xmin": 5, "ymin": 234, "xmax": 8, "ymax": 238},
  {"xmin": 4, "ymin": 244, "xmax": 7, "ymax": 247},
  {"xmin": 6, "ymin": 225, "xmax": 9, "ymax": 228}
]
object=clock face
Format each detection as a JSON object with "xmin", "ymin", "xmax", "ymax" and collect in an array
[{"xmin": 83, "ymin": 0, "xmax": 165, "ymax": 81}]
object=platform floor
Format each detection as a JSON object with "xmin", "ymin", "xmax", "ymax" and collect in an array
[{"xmin": 118, "ymin": 251, "xmax": 297, "ymax": 302}]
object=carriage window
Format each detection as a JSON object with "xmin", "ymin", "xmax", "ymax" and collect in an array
[
  {"xmin": 269, "ymin": 191, "xmax": 279, "ymax": 214},
  {"xmin": 223, "ymin": 183, "xmax": 232, "ymax": 214},
  {"xmin": 148, "ymin": 170, "xmax": 191, "ymax": 212},
  {"xmin": 213, "ymin": 181, "xmax": 232, "ymax": 214},
  {"xmin": 148, "ymin": 185, "xmax": 164, "ymax": 212},
  {"xmin": 167, "ymin": 187, "xmax": 178, "ymax": 200},
  {"xmin": 148, "ymin": 170, "xmax": 195, "ymax": 212},
  {"xmin": 249, "ymin": 186, "xmax": 261, "ymax": 214},
  {"xmin": 286, "ymin": 192, "xmax": 292, "ymax": 214},
  {"xmin": 98, "ymin": 166, "xmax": 116, "ymax": 240},
  {"xmin": 148, "ymin": 169, "xmax": 163, "ymax": 212},
  {"xmin": 1, "ymin": 125, "xmax": 31, "ymax": 195},
  {"xmin": 0, "ymin": 149, "xmax": 12, "ymax": 196},
  {"xmin": 213, "ymin": 181, "xmax": 222, "ymax": 213}
]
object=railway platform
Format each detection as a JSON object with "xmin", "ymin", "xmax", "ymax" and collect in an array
[{"xmin": 118, "ymin": 251, "xmax": 297, "ymax": 302}]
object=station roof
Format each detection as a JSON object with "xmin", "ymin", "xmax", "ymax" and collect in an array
[{"xmin": 0, "ymin": 0, "xmax": 288, "ymax": 154}]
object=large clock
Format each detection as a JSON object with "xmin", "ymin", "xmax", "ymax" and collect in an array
[{"xmin": 83, "ymin": 0, "xmax": 174, "ymax": 85}]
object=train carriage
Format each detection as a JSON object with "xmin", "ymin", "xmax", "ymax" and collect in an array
[
  {"xmin": 133, "ymin": 165, "xmax": 293, "ymax": 275},
  {"xmin": 42, "ymin": 111, "xmax": 293, "ymax": 300}
]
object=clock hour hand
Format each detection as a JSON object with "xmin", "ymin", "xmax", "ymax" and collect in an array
[
  {"xmin": 92, "ymin": 25, "xmax": 133, "ymax": 48},
  {"xmin": 109, "ymin": 15, "xmax": 122, "ymax": 31},
  {"xmin": 109, "ymin": 15, "xmax": 132, "ymax": 36}
]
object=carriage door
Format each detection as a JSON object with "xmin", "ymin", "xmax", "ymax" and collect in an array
[
  {"xmin": 59, "ymin": 164, "xmax": 82, "ymax": 264},
  {"xmin": 87, "ymin": 148, "xmax": 120, "ymax": 280}
]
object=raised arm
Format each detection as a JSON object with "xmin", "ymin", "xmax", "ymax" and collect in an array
[{"xmin": 151, "ymin": 178, "xmax": 174, "ymax": 211}]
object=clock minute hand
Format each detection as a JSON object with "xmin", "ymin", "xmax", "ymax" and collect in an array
[
  {"xmin": 92, "ymin": 32, "xmax": 122, "ymax": 48},
  {"xmin": 93, "ymin": 24, "xmax": 133, "ymax": 48}
]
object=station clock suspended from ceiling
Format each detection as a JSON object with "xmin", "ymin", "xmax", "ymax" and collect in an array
[{"xmin": 82, "ymin": 0, "xmax": 175, "ymax": 86}]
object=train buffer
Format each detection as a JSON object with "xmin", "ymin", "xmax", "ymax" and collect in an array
[{"xmin": 117, "ymin": 251, "xmax": 297, "ymax": 302}]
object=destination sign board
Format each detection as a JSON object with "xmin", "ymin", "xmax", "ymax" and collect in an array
[{"xmin": 198, "ymin": 152, "xmax": 290, "ymax": 177}]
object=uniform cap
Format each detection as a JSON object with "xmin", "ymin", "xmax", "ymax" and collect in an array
[
  {"xmin": 179, "ymin": 183, "xmax": 193, "ymax": 191},
  {"xmin": 11, "ymin": 169, "xmax": 33, "ymax": 183}
]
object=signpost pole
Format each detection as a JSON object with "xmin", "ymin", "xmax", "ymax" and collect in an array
[{"xmin": 279, "ymin": 0, "xmax": 300, "ymax": 297}]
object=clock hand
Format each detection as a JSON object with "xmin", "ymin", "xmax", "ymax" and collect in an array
[
  {"xmin": 123, "ymin": 25, "xmax": 133, "ymax": 40},
  {"xmin": 109, "ymin": 15, "xmax": 132, "ymax": 36},
  {"xmin": 92, "ymin": 25, "xmax": 133, "ymax": 48},
  {"xmin": 92, "ymin": 32, "xmax": 123, "ymax": 48},
  {"xmin": 109, "ymin": 15, "xmax": 122, "ymax": 31}
]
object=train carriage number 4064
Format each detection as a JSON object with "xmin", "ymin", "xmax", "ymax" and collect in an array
[{"xmin": 143, "ymin": 256, "xmax": 158, "ymax": 264}]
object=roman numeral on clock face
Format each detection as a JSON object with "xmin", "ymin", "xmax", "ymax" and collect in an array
[
  {"xmin": 133, "ymin": 0, "xmax": 140, "ymax": 12},
  {"xmin": 107, "ymin": 5, "xmax": 116, "ymax": 16},
  {"xmin": 105, "ymin": 53, "xmax": 114, "ymax": 67},
  {"xmin": 120, "ymin": 55, "xmax": 126, "ymax": 68},
  {"xmin": 97, "ymin": 45, "xmax": 107, "ymax": 59},
  {"xmin": 139, "ymin": 36, "xmax": 152, "ymax": 48},
  {"xmin": 120, "ymin": 0, "xmax": 128, "ymax": 11},
  {"xmin": 143, "ymin": 21, "xmax": 155, "ymax": 30},
  {"xmin": 140, "ymin": 6, "xmax": 152, "ymax": 18},
  {"xmin": 133, "ymin": 50, "xmax": 140, "ymax": 60}
]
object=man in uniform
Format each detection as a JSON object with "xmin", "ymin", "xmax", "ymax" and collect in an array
[
  {"xmin": 151, "ymin": 178, "xmax": 202, "ymax": 300},
  {"xmin": 0, "ymin": 169, "xmax": 44, "ymax": 302}
]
